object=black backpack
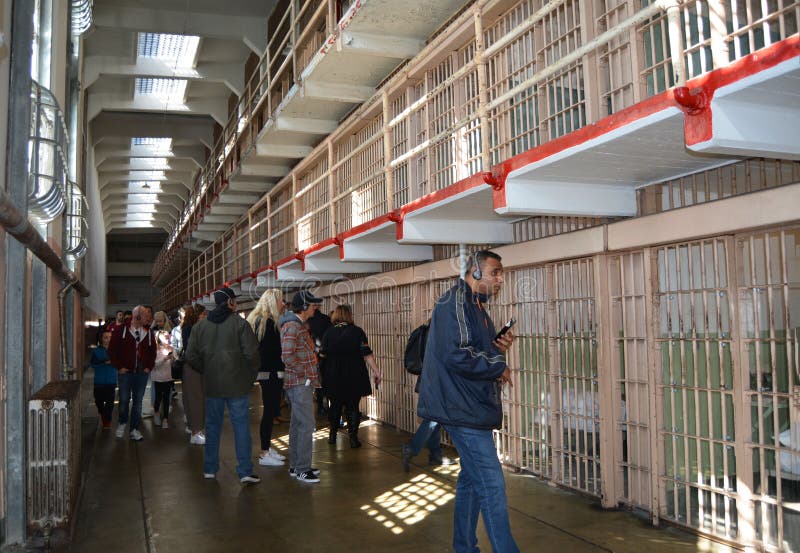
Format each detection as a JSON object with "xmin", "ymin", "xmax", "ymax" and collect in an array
[{"xmin": 403, "ymin": 323, "xmax": 429, "ymax": 375}]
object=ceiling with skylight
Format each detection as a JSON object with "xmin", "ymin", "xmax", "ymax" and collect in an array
[{"xmin": 86, "ymin": 0, "xmax": 274, "ymax": 242}]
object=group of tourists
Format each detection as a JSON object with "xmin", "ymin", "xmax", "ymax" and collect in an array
[{"xmin": 89, "ymin": 248, "xmax": 521, "ymax": 551}]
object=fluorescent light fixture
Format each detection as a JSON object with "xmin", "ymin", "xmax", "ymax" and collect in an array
[{"xmin": 137, "ymin": 33, "xmax": 200, "ymax": 67}]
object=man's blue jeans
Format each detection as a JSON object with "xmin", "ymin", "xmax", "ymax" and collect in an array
[
  {"xmin": 117, "ymin": 372, "xmax": 149, "ymax": 430},
  {"xmin": 443, "ymin": 425, "xmax": 519, "ymax": 553},
  {"xmin": 408, "ymin": 419, "xmax": 443, "ymax": 463},
  {"xmin": 204, "ymin": 396, "xmax": 254, "ymax": 478}
]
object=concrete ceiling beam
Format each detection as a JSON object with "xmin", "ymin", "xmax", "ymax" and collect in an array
[
  {"xmin": 85, "ymin": 56, "xmax": 245, "ymax": 95},
  {"xmin": 99, "ymin": 171, "xmax": 194, "ymax": 189},
  {"xmin": 97, "ymin": 158, "xmax": 198, "ymax": 172},
  {"xmin": 93, "ymin": 145, "xmax": 207, "ymax": 167},
  {"xmin": 92, "ymin": 4, "xmax": 267, "ymax": 54},
  {"xmin": 102, "ymin": 195, "xmax": 184, "ymax": 211},
  {"xmin": 88, "ymin": 93, "xmax": 229, "ymax": 125},
  {"xmin": 91, "ymin": 112, "xmax": 215, "ymax": 149}
]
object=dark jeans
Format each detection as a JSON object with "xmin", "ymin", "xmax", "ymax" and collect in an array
[
  {"xmin": 153, "ymin": 381, "xmax": 173, "ymax": 419},
  {"xmin": 93, "ymin": 384, "xmax": 116, "ymax": 422},
  {"xmin": 118, "ymin": 372, "xmax": 149, "ymax": 430},
  {"xmin": 408, "ymin": 419, "xmax": 444, "ymax": 463},
  {"xmin": 204, "ymin": 396, "xmax": 254, "ymax": 478},
  {"xmin": 259, "ymin": 374, "xmax": 283, "ymax": 450}
]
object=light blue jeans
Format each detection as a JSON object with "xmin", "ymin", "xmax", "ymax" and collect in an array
[
  {"xmin": 204, "ymin": 396, "xmax": 253, "ymax": 478},
  {"xmin": 444, "ymin": 424, "xmax": 519, "ymax": 553},
  {"xmin": 285, "ymin": 385, "xmax": 315, "ymax": 473}
]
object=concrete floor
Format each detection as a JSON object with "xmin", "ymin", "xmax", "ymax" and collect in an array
[{"xmin": 69, "ymin": 382, "xmax": 739, "ymax": 553}]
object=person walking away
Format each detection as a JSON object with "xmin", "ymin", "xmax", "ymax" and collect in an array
[
  {"xmin": 151, "ymin": 330, "xmax": 174, "ymax": 428},
  {"xmin": 401, "ymin": 319, "xmax": 455, "ymax": 471},
  {"xmin": 307, "ymin": 302, "xmax": 332, "ymax": 416},
  {"xmin": 91, "ymin": 331, "xmax": 117, "ymax": 429},
  {"xmin": 178, "ymin": 306, "xmax": 206, "ymax": 444},
  {"xmin": 108, "ymin": 305, "xmax": 157, "ymax": 441},
  {"xmin": 280, "ymin": 290, "xmax": 322, "ymax": 483},
  {"xmin": 246, "ymin": 289, "xmax": 288, "ymax": 466},
  {"xmin": 320, "ymin": 305, "xmax": 381, "ymax": 448},
  {"xmin": 417, "ymin": 250, "xmax": 518, "ymax": 553},
  {"xmin": 186, "ymin": 287, "xmax": 261, "ymax": 484}
]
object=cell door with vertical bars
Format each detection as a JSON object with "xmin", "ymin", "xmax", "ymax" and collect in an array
[
  {"xmin": 738, "ymin": 228, "xmax": 800, "ymax": 552},
  {"xmin": 553, "ymin": 259, "xmax": 601, "ymax": 496},
  {"xmin": 655, "ymin": 238, "xmax": 739, "ymax": 540},
  {"xmin": 609, "ymin": 251, "xmax": 655, "ymax": 512}
]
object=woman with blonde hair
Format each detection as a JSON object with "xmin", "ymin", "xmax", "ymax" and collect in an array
[
  {"xmin": 247, "ymin": 289, "xmax": 287, "ymax": 466},
  {"xmin": 152, "ymin": 310, "xmax": 172, "ymax": 332},
  {"xmin": 320, "ymin": 304, "xmax": 381, "ymax": 448}
]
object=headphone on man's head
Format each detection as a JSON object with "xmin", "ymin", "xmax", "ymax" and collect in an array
[{"xmin": 471, "ymin": 251, "xmax": 482, "ymax": 280}]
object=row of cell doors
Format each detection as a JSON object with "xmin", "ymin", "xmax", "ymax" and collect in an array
[{"xmin": 489, "ymin": 227, "xmax": 799, "ymax": 552}]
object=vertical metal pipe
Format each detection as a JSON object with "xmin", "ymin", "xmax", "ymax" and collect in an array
[
  {"xmin": 473, "ymin": 1, "xmax": 491, "ymax": 172},
  {"xmin": 382, "ymin": 91, "xmax": 394, "ymax": 211},
  {"xmin": 663, "ymin": 0, "xmax": 687, "ymax": 87},
  {"xmin": 58, "ymin": 281, "xmax": 76, "ymax": 379},
  {"xmin": 4, "ymin": 0, "xmax": 35, "ymax": 544}
]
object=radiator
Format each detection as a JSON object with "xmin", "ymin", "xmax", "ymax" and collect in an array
[{"xmin": 27, "ymin": 380, "xmax": 82, "ymax": 532}]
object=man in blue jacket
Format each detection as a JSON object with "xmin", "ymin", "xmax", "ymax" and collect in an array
[{"xmin": 417, "ymin": 249, "xmax": 517, "ymax": 553}]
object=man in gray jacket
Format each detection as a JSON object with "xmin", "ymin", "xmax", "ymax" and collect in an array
[{"xmin": 186, "ymin": 287, "xmax": 261, "ymax": 484}]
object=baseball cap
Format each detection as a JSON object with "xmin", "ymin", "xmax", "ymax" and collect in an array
[
  {"xmin": 214, "ymin": 287, "xmax": 237, "ymax": 305},
  {"xmin": 290, "ymin": 290, "xmax": 322, "ymax": 310}
]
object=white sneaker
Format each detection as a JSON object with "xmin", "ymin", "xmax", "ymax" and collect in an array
[
  {"xmin": 267, "ymin": 448, "xmax": 286, "ymax": 461},
  {"xmin": 161, "ymin": 419, "xmax": 169, "ymax": 429},
  {"xmin": 258, "ymin": 453, "xmax": 284, "ymax": 466},
  {"xmin": 185, "ymin": 427, "xmax": 192, "ymax": 435},
  {"xmin": 153, "ymin": 413, "xmax": 162, "ymax": 427},
  {"xmin": 190, "ymin": 432, "xmax": 206, "ymax": 445},
  {"xmin": 130, "ymin": 429, "xmax": 144, "ymax": 441},
  {"xmin": 115, "ymin": 424, "xmax": 126, "ymax": 438}
]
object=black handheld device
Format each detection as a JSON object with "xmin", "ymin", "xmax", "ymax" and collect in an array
[{"xmin": 494, "ymin": 318, "xmax": 516, "ymax": 341}]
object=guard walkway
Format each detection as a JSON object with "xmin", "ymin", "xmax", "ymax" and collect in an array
[{"xmin": 70, "ymin": 380, "xmax": 737, "ymax": 553}]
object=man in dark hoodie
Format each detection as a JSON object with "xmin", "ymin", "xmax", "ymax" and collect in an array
[{"xmin": 186, "ymin": 287, "xmax": 261, "ymax": 484}]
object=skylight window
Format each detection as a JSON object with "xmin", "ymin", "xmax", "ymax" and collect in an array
[
  {"xmin": 137, "ymin": 33, "xmax": 200, "ymax": 67},
  {"xmin": 135, "ymin": 78, "xmax": 188, "ymax": 103},
  {"xmin": 131, "ymin": 137, "xmax": 173, "ymax": 151}
]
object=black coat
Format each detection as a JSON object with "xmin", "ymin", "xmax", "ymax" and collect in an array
[
  {"xmin": 255, "ymin": 317, "xmax": 284, "ymax": 374},
  {"xmin": 320, "ymin": 324, "xmax": 372, "ymax": 400}
]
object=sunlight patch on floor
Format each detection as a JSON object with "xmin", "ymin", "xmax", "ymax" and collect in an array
[{"xmin": 360, "ymin": 472, "xmax": 456, "ymax": 534}]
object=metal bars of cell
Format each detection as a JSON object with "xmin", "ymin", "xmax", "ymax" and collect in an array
[
  {"xmin": 654, "ymin": 239, "xmax": 739, "ymax": 540},
  {"xmin": 739, "ymin": 229, "xmax": 800, "ymax": 552}
]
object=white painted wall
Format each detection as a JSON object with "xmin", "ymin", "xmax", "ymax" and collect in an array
[{"xmin": 83, "ymin": 138, "xmax": 108, "ymax": 316}]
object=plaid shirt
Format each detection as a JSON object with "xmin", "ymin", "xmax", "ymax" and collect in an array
[{"xmin": 280, "ymin": 315, "xmax": 320, "ymax": 389}]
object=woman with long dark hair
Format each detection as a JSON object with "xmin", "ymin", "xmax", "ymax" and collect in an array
[{"xmin": 320, "ymin": 305, "xmax": 381, "ymax": 448}]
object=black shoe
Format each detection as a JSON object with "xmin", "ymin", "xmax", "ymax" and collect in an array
[
  {"xmin": 429, "ymin": 456, "xmax": 457, "ymax": 466},
  {"xmin": 289, "ymin": 467, "xmax": 320, "ymax": 477},
  {"xmin": 401, "ymin": 443, "xmax": 412, "ymax": 473},
  {"xmin": 349, "ymin": 435, "xmax": 361, "ymax": 448},
  {"xmin": 328, "ymin": 428, "xmax": 337, "ymax": 445}
]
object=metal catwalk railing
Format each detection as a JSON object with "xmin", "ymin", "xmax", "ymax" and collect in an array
[{"xmin": 153, "ymin": 0, "xmax": 798, "ymax": 296}]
